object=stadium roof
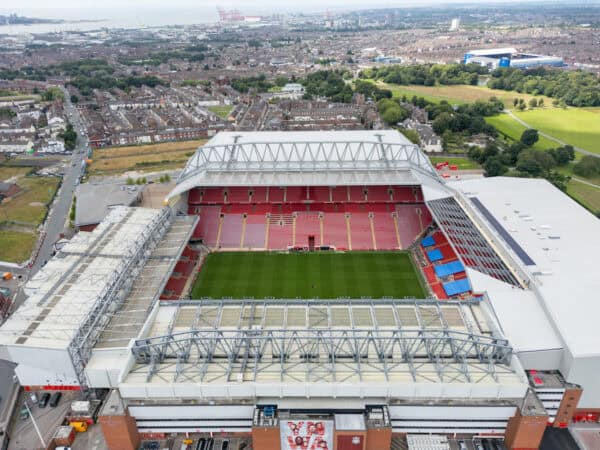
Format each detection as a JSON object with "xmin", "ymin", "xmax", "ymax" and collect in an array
[
  {"xmin": 120, "ymin": 299, "xmax": 528, "ymax": 399},
  {"xmin": 0, "ymin": 207, "xmax": 168, "ymax": 350},
  {"xmin": 168, "ymin": 131, "xmax": 438, "ymax": 199},
  {"xmin": 450, "ymin": 177, "xmax": 600, "ymax": 359},
  {"xmin": 466, "ymin": 48, "xmax": 517, "ymax": 57}
]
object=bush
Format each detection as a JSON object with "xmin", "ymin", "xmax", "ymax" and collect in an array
[{"xmin": 573, "ymin": 155, "xmax": 600, "ymax": 178}]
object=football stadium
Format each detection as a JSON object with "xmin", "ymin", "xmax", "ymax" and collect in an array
[{"xmin": 0, "ymin": 130, "xmax": 599, "ymax": 450}]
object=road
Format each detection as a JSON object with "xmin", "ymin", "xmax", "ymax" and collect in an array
[
  {"xmin": 504, "ymin": 110, "xmax": 599, "ymax": 158},
  {"xmin": 29, "ymin": 89, "xmax": 89, "ymax": 275}
]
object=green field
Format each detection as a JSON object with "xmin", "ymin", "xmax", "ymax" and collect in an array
[
  {"xmin": 429, "ymin": 156, "xmax": 481, "ymax": 170},
  {"xmin": 192, "ymin": 251, "xmax": 426, "ymax": 299},
  {"xmin": 485, "ymin": 114, "xmax": 557, "ymax": 151},
  {"xmin": 375, "ymin": 82, "xmax": 552, "ymax": 108},
  {"xmin": 567, "ymin": 181, "xmax": 600, "ymax": 215},
  {"xmin": 208, "ymin": 105, "xmax": 233, "ymax": 119},
  {"xmin": 513, "ymin": 109, "xmax": 600, "ymax": 155},
  {"xmin": 0, "ymin": 230, "xmax": 37, "ymax": 263}
]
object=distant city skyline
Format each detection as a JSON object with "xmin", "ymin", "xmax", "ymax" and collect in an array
[{"xmin": 4, "ymin": 0, "xmax": 599, "ymax": 14}]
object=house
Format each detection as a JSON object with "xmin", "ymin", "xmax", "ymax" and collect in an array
[{"xmin": 401, "ymin": 118, "xmax": 443, "ymax": 153}]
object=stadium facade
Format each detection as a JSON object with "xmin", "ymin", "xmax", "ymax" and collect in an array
[
  {"xmin": 0, "ymin": 130, "xmax": 598, "ymax": 450},
  {"xmin": 464, "ymin": 48, "xmax": 565, "ymax": 69}
]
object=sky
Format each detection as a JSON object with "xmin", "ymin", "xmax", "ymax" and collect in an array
[{"xmin": 4, "ymin": 0, "xmax": 592, "ymax": 11}]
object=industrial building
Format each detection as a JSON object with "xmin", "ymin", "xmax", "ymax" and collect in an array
[
  {"xmin": 464, "ymin": 48, "xmax": 565, "ymax": 69},
  {"xmin": 0, "ymin": 131, "xmax": 598, "ymax": 450}
]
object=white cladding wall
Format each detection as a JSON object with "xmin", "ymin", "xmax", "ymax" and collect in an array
[
  {"xmin": 389, "ymin": 405, "xmax": 517, "ymax": 434},
  {"xmin": 563, "ymin": 354, "xmax": 600, "ymax": 409},
  {"xmin": 118, "ymin": 381, "xmax": 528, "ymax": 400},
  {"xmin": 130, "ymin": 405, "xmax": 254, "ymax": 433}
]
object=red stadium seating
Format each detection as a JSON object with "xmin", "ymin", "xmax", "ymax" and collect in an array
[
  {"xmin": 188, "ymin": 188, "xmax": 202, "ymax": 205},
  {"xmin": 366, "ymin": 186, "xmax": 391, "ymax": 203},
  {"xmin": 295, "ymin": 213, "xmax": 321, "ymax": 247},
  {"xmin": 269, "ymin": 187, "xmax": 285, "ymax": 203},
  {"xmin": 244, "ymin": 214, "xmax": 267, "ymax": 248},
  {"xmin": 219, "ymin": 214, "xmax": 243, "ymax": 248},
  {"xmin": 268, "ymin": 214, "xmax": 294, "ymax": 249},
  {"xmin": 396, "ymin": 205, "xmax": 424, "ymax": 248},
  {"xmin": 251, "ymin": 187, "xmax": 268, "ymax": 203},
  {"xmin": 286, "ymin": 187, "xmax": 306, "ymax": 203},
  {"xmin": 349, "ymin": 213, "xmax": 372, "ymax": 250},
  {"xmin": 311, "ymin": 186, "xmax": 331, "ymax": 203},
  {"xmin": 372, "ymin": 213, "xmax": 398, "ymax": 249},
  {"xmin": 331, "ymin": 186, "xmax": 348, "ymax": 202},
  {"xmin": 322, "ymin": 213, "xmax": 348, "ymax": 250},
  {"xmin": 188, "ymin": 185, "xmax": 427, "ymax": 250},
  {"xmin": 202, "ymin": 188, "xmax": 225, "ymax": 203},
  {"xmin": 349, "ymin": 186, "xmax": 366, "ymax": 202},
  {"xmin": 226, "ymin": 187, "xmax": 250, "ymax": 203},
  {"xmin": 192, "ymin": 206, "xmax": 221, "ymax": 245}
]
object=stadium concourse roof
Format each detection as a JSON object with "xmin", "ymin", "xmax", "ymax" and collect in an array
[
  {"xmin": 449, "ymin": 177, "xmax": 600, "ymax": 360},
  {"xmin": 168, "ymin": 130, "xmax": 438, "ymax": 199}
]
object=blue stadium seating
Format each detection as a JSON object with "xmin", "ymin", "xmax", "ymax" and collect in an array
[{"xmin": 434, "ymin": 260, "xmax": 465, "ymax": 278}]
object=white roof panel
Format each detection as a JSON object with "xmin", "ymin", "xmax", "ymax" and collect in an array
[{"xmin": 451, "ymin": 177, "xmax": 600, "ymax": 358}]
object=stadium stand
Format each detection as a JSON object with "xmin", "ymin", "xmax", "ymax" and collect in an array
[
  {"xmin": 349, "ymin": 213, "xmax": 373, "ymax": 250},
  {"xmin": 443, "ymin": 279, "xmax": 472, "ymax": 297},
  {"xmin": 219, "ymin": 214, "xmax": 243, "ymax": 248},
  {"xmin": 427, "ymin": 249, "xmax": 443, "ymax": 262},
  {"xmin": 244, "ymin": 214, "xmax": 267, "ymax": 248},
  {"xmin": 331, "ymin": 186, "xmax": 348, "ymax": 202},
  {"xmin": 373, "ymin": 213, "xmax": 399, "ymax": 249},
  {"xmin": 322, "ymin": 213, "xmax": 349, "ymax": 249},
  {"xmin": 294, "ymin": 212, "xmax": 321, "ymax": 248},
  {"xmin": 226, "ymin": 187, "xmax": 250, "ymax": 203},
  {"xmin": 191, "ymin": 206, "xmax": 221, "ymax": 245}
]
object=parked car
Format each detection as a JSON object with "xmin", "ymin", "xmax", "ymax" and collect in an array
[
  {"xmin": 49, "ymin": 392, "xmax": 62, "ymax": 408},
  {"xmin": 38, "ymin": 393, "xmax": 51, "ymax": 408}
]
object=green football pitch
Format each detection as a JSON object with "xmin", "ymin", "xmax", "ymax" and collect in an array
[{"xmin": 191, "ymin": 251, "xmax": 426, "ymax": 299}]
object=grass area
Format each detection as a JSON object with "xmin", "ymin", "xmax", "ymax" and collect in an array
[
  {"xmin": 375, "ymin": 82, "xmax": 552, "ymax": 108},
  {"xmin": 192, "ymin": 251, "xmax": 426, "ymax": 299},
  {"xmin": 513, "ymin": 109, "xmax": 600, "ymax": 155},
  {"xmin": 208, "ymin": 105, "xmax": 233, "ymax": 119},
  {"xmin": 567, "ymin": 181, "xmax": 600, "ymax": 215},
  {"xmin": 0, "ymin": 230, "xmax": 37, "ymax": 263},
  {"xmin": 0, "ymin": 166, "xmax": 31, "ymax": 182},
  {"xmin": 428, "ymin": 156, "xmax": 481, "ymax": 170},
  {"xmin": 0, "ymin": 176, "xmax": 60, "ymax": 225},
  {"xmin": 485, "ymin": 114, "xmax": 557, "ymax": 151},
  {"xmin": 89, "ymin": 139, "xmax": 207, "ymax": 175}
]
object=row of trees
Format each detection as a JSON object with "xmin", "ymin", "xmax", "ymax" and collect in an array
[
  {"xmin": 359, "ymin": 63, "xmax": 488, "ymax": 86},
  {"xmin": 488, "ymin": 67, "xmax": 600, "ymax": 107},
  {"xmin": 68, "ymin": 74, "xmax": 168, "ymax": 97},
  {"xmin": 431, "ymin": 98, "xmax": 503, "ymax": 137},
  {"xmin": 230, "ymin": 75, "xmax": 274, "ymax": 93}
]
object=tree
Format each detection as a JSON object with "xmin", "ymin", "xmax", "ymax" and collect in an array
[
  {"xmin": 484, "ymin": 156, "xmax": 508, "ymax": 177},
  {"xmin": 573, "ymin": 155, "xmax": 600, "ymax": 178},
  {"xmin": 517, "ymin": 149, "xmax": 556, "ymax": 176},
  {"xmin": 126, "ymin": 177, "xmax": 135, "ymax": 185},
  {"xmin": 528, "ymin": 98, "xmax": 538, "ymax": 108},
  {"xmin": 520, "ymin": 129, "xmax": 539, "ymax": 147},
  {"xmin": 538, "ymin": 98, "xmax": 544, "ymax": 107},
  {"xmin": 548, "ymin": 145, "xmax": 575, "ymax": 166},
  {"xmin": 70, "ymin": 94, "xmax": 79, "ymax": 104},
  {"xmin": 513, "ymin": 98, "xmax": 519, "ymax": 107}
]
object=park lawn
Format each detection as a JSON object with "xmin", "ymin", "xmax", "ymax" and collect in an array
[
  {"xmin": 192, "ymin": 251, "xmax": 426, "ymax": 299},
  {"xmin": 566, "ymin": 181, "xmax": 600, "ymax": 215},
  {"xmin": 429, "ymin": 156, "xmax": 481, "ymax": 170},
  {"xmin": 208, "ymin": 105, "xmax": 233, "ymax": 119},
  {"xmin": 485, "ymin": 114, "xmax": 557, "ymax": 151},
  {"xmin": 0, "ymin": 230, "xmax": 37, "ymax": 263},
  {"xmin": 89, "ymin": 139, "xmax": 207, "ymax": 175},
  {"xmin": 0, "ymin": 166, "xmax": 30, "ymax": 182},
  {"xmin": 0, "ymin": 176, "xmax": 60, "ymax": 226},
  {"xmin": 375, "ymin": 82, "xmax": 552, "ymax": 108},
  {"xmin": 513, "ymin": 108, "xmax": 600, "ymax": 155}
]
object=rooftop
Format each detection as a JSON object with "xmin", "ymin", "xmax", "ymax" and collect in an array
[
  {"xmin": 169, "ymin": 130, "xmax": 437, "ymax": 199},
  {"xmin": 450, "ymin": 177, "xmax": 600, "ymax": 358},
  {"xmin": 75, "ymin": 181, "xmax": 141, "ymax": 227}
]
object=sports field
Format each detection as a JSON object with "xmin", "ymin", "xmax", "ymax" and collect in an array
[
  {"xmin": 513, "ymin": 109, "xmax": 600, "ymax": 155},
  {"xmin": 485, "ymin": 114, "xmax": 557, "ymax": 151},
  {"xmin": 191, "ymin": 251, "xmax": 426, "ymax": 299}
]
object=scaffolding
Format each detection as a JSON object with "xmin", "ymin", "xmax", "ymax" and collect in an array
[{"xmin": 131, "ymin": 299, "xmax": 515, "ymax": 385}]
